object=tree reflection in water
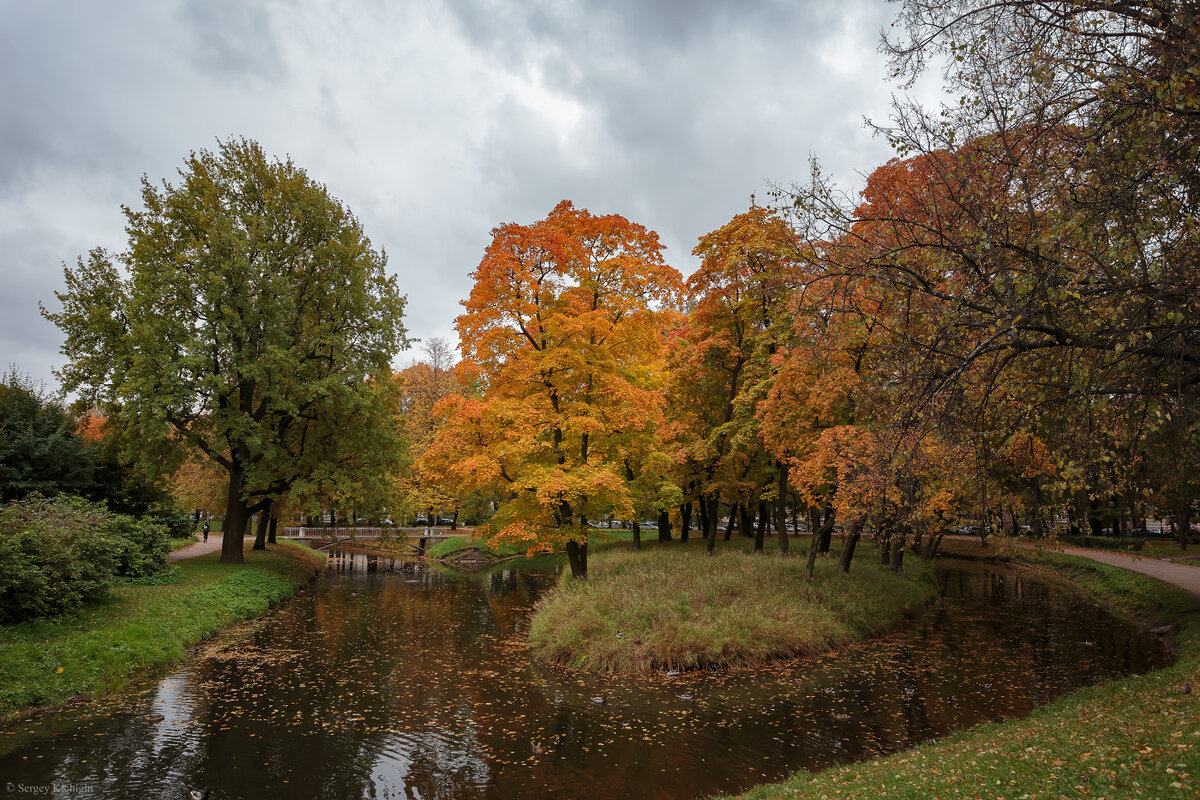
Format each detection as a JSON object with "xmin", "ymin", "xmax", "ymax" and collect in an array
[{"xmin": 0, "ymin": 555, "xmax": 1172, "ymax": 800}]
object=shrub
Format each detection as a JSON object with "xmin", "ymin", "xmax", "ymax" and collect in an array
[
  {"xmin": 0, "ymin": 496, "xmax": 117, "ymax": 623},
  {"xmin": 106, "ymin": 513, "xmax": 171, "ymax": 577},
  {"xmin": 143, "ymin": 500, "xmax": 194, "ymax": 540}
]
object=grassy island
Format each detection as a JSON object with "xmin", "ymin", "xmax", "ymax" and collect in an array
[
  {"xmin": 423, "ymin": 535, "xmax": 524, "ymax": 564},
  {"xmin": 726, "ymin": 550, "xmax": 1200, "ymax": 800},
  {"xmin": 0, "ymin": 542, "xmax": 324, "ymax": 717},
  {"xmin": 529, "ymin": 541, "xmax": 938, "ymax": 672}
]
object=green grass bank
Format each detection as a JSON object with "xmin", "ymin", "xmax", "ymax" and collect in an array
[
  {"xmin": 0, "ymin": 541, "xmax": 324, "ymax": 717},
  {"xmin": 724, "ymin": 548, "xmax": 1200, "ymax": 800},
  {"xmin": 529, "ymin": 539, "xmax": 938, "ymax": 672},
  {"xmin": 423, "ymin": 534, "xmax": 525, "ymax": 563}
]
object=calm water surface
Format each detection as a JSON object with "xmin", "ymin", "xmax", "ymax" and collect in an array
[{"xmin": 0, "ymin": 553, "xmax": 1172, "ymax": 799}]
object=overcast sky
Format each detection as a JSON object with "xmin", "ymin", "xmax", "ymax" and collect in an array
[{"xmin": 2, "ymin": 0, "xmax": 920, "ymax": 389}]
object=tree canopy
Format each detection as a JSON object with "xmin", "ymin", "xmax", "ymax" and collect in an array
[
  {"xmin": 45, "ymin": 138, "xmax": 410, "ymax": 563},
  {"xmin": 424, "ymin": 200, "xmax": 682, "ymax": 578},
  {"xmin": 0, "ymin": 371, "xmax": 97, "ymax": 503}
]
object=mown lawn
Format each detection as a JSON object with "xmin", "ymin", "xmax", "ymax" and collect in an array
[{"xmin": 0, "ymin": 541, "xmax": 324, "ymax": 716}]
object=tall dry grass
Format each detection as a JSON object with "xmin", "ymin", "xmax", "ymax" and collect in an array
[{"xmin": 529, "ymin": 542, "xmax": 936, "ymax": 672}]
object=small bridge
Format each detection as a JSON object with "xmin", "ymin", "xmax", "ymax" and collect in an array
[{"xmin": 280, "ymin": 526, "xmax": 467, "ymax": 554}]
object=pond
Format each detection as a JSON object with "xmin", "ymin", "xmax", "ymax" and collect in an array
[{"xmin": 0, "ymin": 552, "xmax": 1172, "ymax": 799}]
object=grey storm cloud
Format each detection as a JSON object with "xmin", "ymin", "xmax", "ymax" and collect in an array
[
  {"xmin": 177, "ymin": 0, "xmax": 285, "ymax": 80},
  {"xmin": 1, "ymin": 0, "xmax": 907, "ymax": 389}
]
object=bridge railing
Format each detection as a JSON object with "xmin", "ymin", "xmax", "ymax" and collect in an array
[{"xmin": 281, "ymin": 526, "xmax": 471, "ymax": 538}]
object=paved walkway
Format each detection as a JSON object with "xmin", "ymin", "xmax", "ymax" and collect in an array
[
  {"xmin": 168, "ymin": 533, "xmax": 225, "ymax": 562},
  {"xmin": 1043, "ymin": 545, "xmax": 1200, "ymax": 598}
]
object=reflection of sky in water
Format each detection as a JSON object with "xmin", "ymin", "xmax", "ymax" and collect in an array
[{"xmin": 0, "ymin": 555, "xmax": 1173, "ymax": 800}]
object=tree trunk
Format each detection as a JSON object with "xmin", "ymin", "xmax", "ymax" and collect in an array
[
  {"xmin": 658, "ymin": 509, "xmax": 672, "ymax": 543},
  {"xmin": 740, "ymin": 503, "xmax": 754, "ymax": 538},
  {"xmin": 253, "ymin": 511, "xmax": 269, "ymax": 550},
  {"xmin": 1176, "ymin": 497, "xmax": 1191, "ymax": 552},
  {"xmin": 813, "ymin": 508, "xmax": 836, "ymax": 554},
  {"xmin": 632, "ymin": 520, "xmax": 641, "ymax": 551},
  {"xmin": 680, "ymin": 502, "xmax": 691, "ymax": 544},
  {"xmin": 1030, "ymin": 479, "xmax": 1044, "ymax": 538},
  {"xmin": 805, "ymin": 524, "xmax": 820, "ymax": 579},
  {"xmin": 220, "ymin": 465, "xmax": 248, "ymax": 564},
  {"xmin": 879, "ymin": 525, "xmax": 892, "ymax": 565},
  {"xmin": 704, "ymin": 496, "xmax": 720, "ymax": 555},
  {"xmin": 698, "ymin": 499, "xmax": 709, "ymax": 545},
  {"xmin": 819, "ymin": 505, "xmax": 834, "ymax": 553},
  {"xmin": 890, "ymin": 530, "xmax": 906, "ymax": 572},
  {"xmin": 754, "ymin": 500, "xmax": 768, "ymax": 552},
  {"xmin": 267, "ymin": 515, "xmax": 278, "ymax": 544},
  {"xmin": 724, "ymin": 503, "xmax": 736, "ymax": 541},
  {"xmin": 923, "ymin": 531, "xmax": 943, "ymax": 559},
  {"xmin": 838, "ymin": 519, "xmax": 863, "ymax": 573},
  {"xmin": 775, "ymin": 462, "xmax": 789, "ymax": 555},
  {"xmin": 1089, "ymin": 498, "xmax": 1103, "ymax": 536},
  {"xmin": 451, "ymin": 509, "xmax": 459, "ymax": 531},
  {"xmin": 1069, "ymin": 490, "xmax": 1087, "ymax": 537},
  {"xmin": 789, "ymin": 492, "xmax": 799, "ymax": 539},
  {"xmin": 804, "ymin": 508, "xmax": 835, "ymax": 578},
  {"xmin": 565, "ymin": 539, "xmax": 588, "ymax": 579}
]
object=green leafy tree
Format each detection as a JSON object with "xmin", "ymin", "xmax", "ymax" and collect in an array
[
  {"xmin": 0, "ymin": 370, "xmax": 97, "ymax": 503},
  {"xmin": 45, "ymin": 138, "xmax": 409, "ymax": 563}
]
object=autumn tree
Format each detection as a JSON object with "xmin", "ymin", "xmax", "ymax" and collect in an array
[
  {"xmin": 393, "ymin": 338, "xmax": 474, "ymax": 527},
  {"xmin": 771, "ymin": 0, "xmax": 1199, "ymax": 546},
  {"xmin": 883, "ymin": 1, "xmax": 1199, "ymax": 543},
  {"xmin": 46, "ymin": 138, "xmax": 409, "ymax": 563},
  {"xmin": 425, "ymin": 201, "xmax": 682, "ymax": 578},
  {"xmin": 756, "ymin": 266, "xmax": 882, "ymax": 571},
  {"xmin": 168, "ymin": 447, "xmax": 228, "ymax": 522},
  {"xmin": 669, "ymin": 207, "xmax": 800, "ymax": 555}
]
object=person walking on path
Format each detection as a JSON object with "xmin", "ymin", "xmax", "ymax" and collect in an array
[
  {"xmin": 169, "ymin": 533, "xmax": 223, "ymax": 563},
  {"xmin": 202, "ymin": 520, "xmax": 210, "ymax": 543}
]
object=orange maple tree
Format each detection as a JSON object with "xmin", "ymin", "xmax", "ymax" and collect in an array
[
  {"xmin": 668, "ymin": 206, "xmax": 801, "ymax": 555},
  {"xmin": 422, "ymin": 201, "xmax": 682, "ymax": 578}
]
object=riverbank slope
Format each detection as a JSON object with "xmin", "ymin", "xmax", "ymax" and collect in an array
[
  {"xmin": 726, "ymin": 548, "xmax": 1200, "ymax": 800},
  {"xmin": 530, "ymin": 540, "xmax": 938, "ymax": 672},
  {"xmin": 0, "ymin": 541, "xmax": 324, "ymax": 717}
]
